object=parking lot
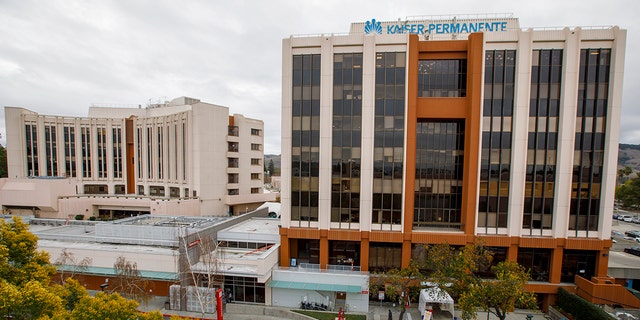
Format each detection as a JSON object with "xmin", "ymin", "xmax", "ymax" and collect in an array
[{"xmin": 611, "ymin": 211, "xmax": 640, "ymax": 253}]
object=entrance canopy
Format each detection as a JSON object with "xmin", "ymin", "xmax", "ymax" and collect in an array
[{"xmin": 418, "ymin": 287, "xmax": 455, "ymax": 319}]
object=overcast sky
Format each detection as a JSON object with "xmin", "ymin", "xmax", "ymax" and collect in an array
[{"xmin": 1, "ymin": 0, "xmax": 638, "ymax": 154}]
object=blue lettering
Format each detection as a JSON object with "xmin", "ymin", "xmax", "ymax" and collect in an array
[
  {"xmin": 417, "ymin": 24, "xmax": 424, "ymax": 34},
  {"xmin": 501, "ymin": 21, "xmax": 507, "ymax": 31},
  {"xmin": 394, "ymin": 25, "xmax": 403, "ymax": 34},
  {"xmin": 461, "ymin": 23, "xmax": 468, "ymax": 33},
  {"xmin": 450, "ymin": 23, "xmax": 460, "ymax": 33},
  {"xmin": 387, "ymin": 25, "xmax": 394, "ymax": 34},
  {"xmin": 428, "ymin": 24, "xmax": 436, "ymax": 34},
  {"xmin": 477, "ymin": 23, "xmax": 484, "ymax": 31},
  {"xmin": 436, "ymin": 23, "xmax": 444, "ymax": 34},
  {"xmin": 410, "ymin": 24, "xmax": 417, "ymax": 34},
  {"xmin": 484, "ymin": 23, "xmax": 492, "ymax": 32},
  {"xmin": 469, "ymin": 23, "xmax": 477, "ymax": 32},
  {"xmin": 443, "ymin": 23, "xmax": 449, "ymax": 33}
]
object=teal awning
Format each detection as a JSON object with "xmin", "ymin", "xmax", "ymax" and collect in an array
[
  {"xmin": 269, "ymin": 280, "xmax": 362, "ymax": 293},
  {"xmin": 56, "ymin": 265, "xmax": 179, "ymax": 281}
]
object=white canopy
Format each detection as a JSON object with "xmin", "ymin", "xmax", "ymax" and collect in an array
[{"xmin": 418, "ymin": 287, "xmax": 455, "ymax": 319}]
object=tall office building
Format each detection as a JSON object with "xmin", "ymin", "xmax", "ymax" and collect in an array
[
  {"xmin": 2, "ymin": 96, "xmax": 275, "ymax": 218},
  {"xmin": 280, "ymin": 15, "xmax": 626, "ymax": 305}
]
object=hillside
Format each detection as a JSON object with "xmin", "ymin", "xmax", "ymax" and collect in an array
[
  {"xmin": 264, "ymin": 145, "xmax": 639, "ymax": 176},
  {"xmin": 264, "ymin": 154, "xmax": 281, "ymax": 175},
  {"xmin": 619, "ymin": 144, "xmax": 640, "ymax": 171}
]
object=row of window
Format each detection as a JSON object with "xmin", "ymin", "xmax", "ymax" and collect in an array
[
  {"xmin": 227, "ymin": 126, "xmax": 262, "ymax": 137},
  {"xmin": 227, "ymin": 142, "xmax": 263, "ymax": 152},
  {"xmin": 293, "ymin": 239, "xmax": 596, "ymax": 283}
]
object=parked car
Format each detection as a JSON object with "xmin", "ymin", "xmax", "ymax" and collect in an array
[
  {"xmin": 633, "ymin": 217, "xmax": 640, "ymax": 224},
  {"xmin": 619, "ymin": 215, "xmax": 634, "ymax": 222},
  {"xmin": 624, "ymin": 247, "xmax": 640, "ymax": 257},
  {"xmin": 625, "ymin": 230, "xmax": 640, "ymax": 239},
  {"xmin": 612, "ymin": 230, "xmax": 624, "ymax": 237}
]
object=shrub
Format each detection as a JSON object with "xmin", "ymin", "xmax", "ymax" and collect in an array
[
  {"xmin": 74, "ymin": 215, "xmax": 84, "ymax": 220},
  {"xmin": 556, "ymin": 287, "xmax": 615, "ymax": 320}
]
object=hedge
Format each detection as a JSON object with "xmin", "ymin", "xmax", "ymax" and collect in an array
[{"xmin": 556, "ymin": 287, "xmax": 615, "ymax": 320}]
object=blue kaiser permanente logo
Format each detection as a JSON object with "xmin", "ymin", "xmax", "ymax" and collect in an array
[{"xmin": 364, "ymin": 19, "xmax": 383, "ymax": 35}]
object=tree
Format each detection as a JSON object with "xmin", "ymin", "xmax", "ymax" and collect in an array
[
  {"xmin": 0, "ymin": 279, "xmax": 64, "ymax": 320},
  {"xmin": 458, "ymin": 261, "xmax": 537, "ymax": 320},
  {"xmin": 0, "ymin": 216, "xmax": 56, "ymax": 287},
  {"xmin": 618, "ymin": 166, "xmax": 634, "ymax": 184},
  {"xmin": 268, "ymin": 159, "xmax": 276, "ymax": 176},
  {"xmin": 424, "ymin": 242, "xmax": 537, "ymax": 320},
  {"xmin": 111, "ymin": 256, "xmax": 151, "ymax": 303},
  {"xmin": 69, "ymin": 292, "xmax": 162, "ymax": 320},
  {"xmin": 0, "ymin": 144, "xmax": 7, "ymax": 178},
  {"xmin": 369, "ymin": 262, "xmax": 424, "ymax": 307},
  {"xmin": 616, "ymin": 174, "xmax": 640, "ymax": 209},
  {"xmin": 53, "ymin": 249, "xmax": 93, "ymax": 283}
]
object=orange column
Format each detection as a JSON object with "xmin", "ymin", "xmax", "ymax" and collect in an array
[
  {"xmin": 360, "ymin": 231, "xmax": 370, "ymax": 271},
  {"xmin": 125, "ymin": 117, "xmax": 135, "ymax": 194},
  {"xmin": 320, "ymin": 230, "xmax": 329, "ymax": 269},
  {"xmin": 549, "ymin": 247, "xmax": 563, "ymax": 283},
  {"xmin": 462, "ymin": 32, "xmax": 484, "ymax": 235},
  {"xmin": 596, "ymin": 246, "xmax": 611, "ymax": 277},
  {"xmin": 279, "ymin": 228, "xmax": 290, "ymax": 267}
]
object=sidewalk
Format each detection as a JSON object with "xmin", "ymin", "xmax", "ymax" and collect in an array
[{"xmin": 138, "ymin": 296, "xmax": 548, "ymax": 320}]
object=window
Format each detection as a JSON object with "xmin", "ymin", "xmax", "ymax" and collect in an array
[
  {"xmin": 251, "ymin": 173, "xmax": 261, "ymax": 180},
  {"xmin": 291, "ymin": 54, "xmax": 321, "ymax": 224},
  {"xmin": 97, "ymin": 126, "xmax": 107, "ymax": 178},
  {"xmin": 81, "ymin": 126, "xmax": 92, "ymax": 178},
  {"xmin": 228, "ymin": 173, "xmax": 239, "ymax": 184},
  {"xmin": 113, "ymin": 127, "xmax": 122, "ymax": 179},
  {"xmin": 331, "ymin": 53, "xmax": 363, "ymax": 227},
  {"xmin": 228, "ymin": 189, "xmax": 239, "ymax": 195},
  {"xmin": 418, "ymin": 59, "xmax": 467, "ymax": 97},
  {"xmin": 228, "ymin": 142, "xmax": 239, "ymax": 152},
  {"xmin": 372, "ymin": 52, "xmax": 405, "ymax": 226},
  {"xmin": 523, "ymin": 49, "xmax": 562, "ymax": 231},
  {"xmin": 251, "ymin": 143, "xmax": 262, "ymax": 151},
  {"xmin": 251, "ymin": 158, "xmax": 261, "ymax": 165},
  {"xmin": 251, "ymin": 188, "xmax": 261, "ymax": 194},
  {"xmin": 228, "ymin": 158, "xmax": 239, "ymax": 168},
  {"xmin": 137, "ymin": 185, "xmax": 145, "ymax": 195},
  {"xmin": 170, "ymin": 187, "xmax": 180, "ymax": 198},
  {"xmin": 413, "ymin": 121, "xmax": 464, "ymax": 230},
  {"xmin": 478, "ymin": 50, "xmax": 516, "ymax": 232},
  {"xmin": 149, "ymin": 186, "xmax": 165, "ymax": 196},
  {"xmin": 25, "ymin": 123, "xmax": 39, "ymax": 176},
  {"xmin": 251, "ymin": 128, "xmax": 261, "ymax": 136},
  {"xmin": 84, "ymin": 184, "xmax": 108, "ymax": 194},
  {"xmin": 228, "ymin": 126, "xmax": 239, "ymax": 137},
  {"xmin": 63, "ymin": 126, "xmax": 76, "ymax": 177},
  {"xmin": 115, "ymin": 185, "xmax": 125, "ymax": 194},
  {"xmin": 569, "ymin": 49, "xmax": 611, "ymax": 233},
  {"xmin": 44, "ymin": 124, "xmax": 57, "ymax": 176}
]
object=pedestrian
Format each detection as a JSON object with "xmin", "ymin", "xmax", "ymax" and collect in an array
[{"xmin": 388, "ymin": 309, "xmax": 393, "ymax": 320}]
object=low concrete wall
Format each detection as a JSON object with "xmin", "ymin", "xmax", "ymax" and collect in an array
[{"xmin": 225, "ymin": 303, "xmax": 314, "ymax": 320}]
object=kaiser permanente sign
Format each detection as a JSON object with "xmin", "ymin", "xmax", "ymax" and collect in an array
[{"xmin": 350, "ymin": 16, "xmax": 520, "ymax": 37}]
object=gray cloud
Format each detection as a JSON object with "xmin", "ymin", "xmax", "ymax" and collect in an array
[{"xmin": 1, "ymin": 0, "xmax": 639, "ymax": 154}]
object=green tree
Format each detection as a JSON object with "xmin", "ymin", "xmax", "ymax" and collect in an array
[
  {"xmin": 69, "ymin": 292, "xmax": 162, "ymax": 320},
  {"xmin": 424, "ymin": 242, "xmax": 537, "ymax": 320},
  {"xmin": 0, "ymin": 144, "xmax": 7, "ymax": 178},
  {"xmin": 616, "ymin": 174, "xmax": 640, "ymax": 209},
  {"xmin": 0, "ymin": 216, "xmax": 56, "ymax": 287},
  {"xmin": 268, "ymin": 159, "xmax": 276, "ymax": 176},
  {"xmin": 369, "ymin": 262, "xmax": 424, "ymax": 306},
  {"xmin": 458, "ymin": 261, "xmax": 537, "ymax": 320},
  {"xmin": 0, "ymin": 279, "xmax": 64, "ymax": 320},
  {"xmin": 618, "ymin": 166, "xmax": 634, "ymax": 184}
]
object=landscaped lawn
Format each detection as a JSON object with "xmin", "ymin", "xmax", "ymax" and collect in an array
[{"xmin": 293, "ymin": 310, "xmax": 366, "ymax": 320}]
